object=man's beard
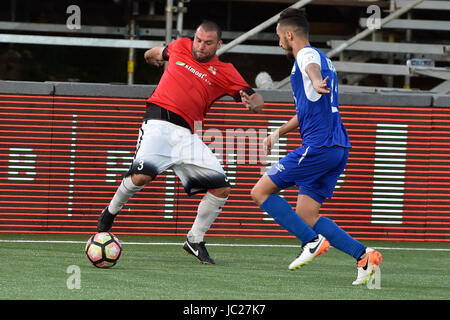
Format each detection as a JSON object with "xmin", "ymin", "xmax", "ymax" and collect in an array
[
  {"xmin": 284, "ymin": 44, "xmax": 295, "ymax": 62},
  {"xmin": 192, "ymin": 49, "xmax": 215, "ymax": 62},
  {"xmin": 286, "ymin": 52, "xmax": 295, "ymax": 63}
]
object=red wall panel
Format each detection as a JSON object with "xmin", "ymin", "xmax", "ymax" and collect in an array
[{"xmin": 0, "ymin": 93, "xmax": 449, "ymax": 241}]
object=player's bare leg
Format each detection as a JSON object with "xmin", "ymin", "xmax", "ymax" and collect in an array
[
  {"xmin": 209, "ymin": 186, "xmax": 231, "ymax": 199},
  {"xmin": 295, "ymin": 194, "xmax": 321, "ymax": 228},
  {"xmin": 97, "ymin": 173, "xmax": 151, "ymax": 232},
  {"xmin": 183, "ymin": 186, "xmax": 231, "ymax": 264},
  {"xmin": 130, "ymin": 173, "xmax": 153, "ymax": 186},
  {"xmin": 250, "ymin": 174, "xmax": 281, "ymax": 206}
]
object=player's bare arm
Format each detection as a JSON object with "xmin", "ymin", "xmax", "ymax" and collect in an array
[
  {"xmin": 239, "ymin": 90, "xmax": 264, "ymax": 113},
  {"xmin": 305, "ymin": 63, "xmax": 330, "ymax": 94},
  {"xmin": 264, "ymin": 115, "xmax": 298, "ymax": 155},
  {"xmin": 144, "ymin": 46, "xmax": 166, "ymax": 67}
]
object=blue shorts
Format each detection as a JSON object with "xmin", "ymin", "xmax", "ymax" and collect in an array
[{"xmin": 267, "ymin": 145, "xmax": 349, "ymax": 204}]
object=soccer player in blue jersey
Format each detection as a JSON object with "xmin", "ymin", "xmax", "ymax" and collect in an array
[{"xmin": 248, "ymin": 8, "xmax": 382, "ymax": 285}]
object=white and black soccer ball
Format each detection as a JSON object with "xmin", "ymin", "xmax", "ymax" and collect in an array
[{"xmin": 85, "ymin": 232, "xmax": 122, "ymax": 268}]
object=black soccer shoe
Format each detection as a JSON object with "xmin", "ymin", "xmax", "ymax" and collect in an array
[
  {"xmin": 183, "ymin": 239, "xmax": 216, "ymax": 265},
  {"xmin": 97, "ymin": 206, "xmax": 117, "ymax": 232}
]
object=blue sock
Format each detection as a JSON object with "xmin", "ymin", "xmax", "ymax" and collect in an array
[
  {"xmin": 313, "ymin": 216, "xmax": 366, "ymax": 260},
  {"xmin": 260, "ymin": 194, "xmax": 317, "ymax": 244}
]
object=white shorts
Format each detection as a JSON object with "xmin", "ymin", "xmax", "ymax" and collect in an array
[{"xmin": 125, "ymin": 120, "xmax": 230, "ymax": 196}]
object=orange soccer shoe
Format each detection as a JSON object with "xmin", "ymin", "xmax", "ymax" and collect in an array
[
  {"xmin": 352, "ymin": 248, "xmax": 383, "ymax": 285},
  {"xmin": 288, "ymin": 234, "xmax": 330, "ymax": 271}
]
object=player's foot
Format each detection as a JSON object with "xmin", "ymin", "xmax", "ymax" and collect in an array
[
  {"xmin": 183, "ymin": 239, "xmax": 215, "ymax": 265},
  {"xmin": 97, "ymin": 206, "xmax": 117, "ymax": 232},
  {"xmin": 352, "ymin": 248, "xmax": 383, "ymax": 285},
  {"xmin": 288, "ymin": 234, "xmax": 330, "ymax": 271}
]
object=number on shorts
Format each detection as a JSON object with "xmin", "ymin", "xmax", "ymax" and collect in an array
[{"xmin": 137, "ymin": 160, "xmax": 144, "ymax": 171}]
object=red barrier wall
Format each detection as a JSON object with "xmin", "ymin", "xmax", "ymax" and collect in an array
[{"xmin": 0, "ymin": 93, "xmax": 449, "ymax": 241}]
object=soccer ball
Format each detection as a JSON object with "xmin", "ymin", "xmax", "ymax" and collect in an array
[{"xmin": 85, "ymin": 232, "xmax": 122, "ymax": 268}]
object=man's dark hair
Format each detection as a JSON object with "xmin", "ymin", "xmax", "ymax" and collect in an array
[
  {"xmin": 198, "ymin": 20, "xmax": 222, "ymax": 41},
  {"xmin": 277, "ymin": 8, "xmax": 309, "ymax": 38}
]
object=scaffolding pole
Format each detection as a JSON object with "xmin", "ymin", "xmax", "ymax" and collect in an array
[
  {"xmin": 0, "ymin": 33, "xmax": 163, "ymax": 48},
  {"xmin": 165, "ymin": 0, "xmax": 174, "ymax": 45},
  {"xmin": 176, "ymin": 0, "xmax": 185, "ymax": 39},
  {"xmin": 127, "ymin": 18, "xmax": 136, "ymax": 85},
  {"xmin": 216, "ymin": 0, "xmax": 313, "ymax": 56},
  {"xmin": 275, "ymin": 0, "xmax": 425, "ymax": 88}
]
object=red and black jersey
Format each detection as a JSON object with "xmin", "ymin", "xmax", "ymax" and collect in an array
[{"xmin": 147, "ymin": 37, "xmax": 253, "ymax": 132}]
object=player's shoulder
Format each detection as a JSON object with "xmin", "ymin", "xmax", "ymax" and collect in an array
[
  {"xmin": 169, "ymin": 37, "xmax": 192, "ymax": 51},
  {"xmin": 178, "ymin": 37, "xmax": 193, "ymax": 45},
  {"xmin": 296, "ymin": 46, "xmax": 323, "ymax": 70},
  {"xmin": 297, "ymin": 46, "xmax": 322, "ymax": 59}
]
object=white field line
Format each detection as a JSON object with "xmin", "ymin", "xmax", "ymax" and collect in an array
[{"xmin": 0, "ymin": 239, "xmax": 449, "ymax": 252}]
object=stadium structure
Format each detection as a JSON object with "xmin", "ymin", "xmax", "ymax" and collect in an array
[{"xmin": 0, "ymin": 0, "xmax": 449, "ymax": 242}]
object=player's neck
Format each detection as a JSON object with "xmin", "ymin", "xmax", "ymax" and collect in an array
[{"xmin": 292, "ymin": 39, "xmax": 310, "ymax": 58}]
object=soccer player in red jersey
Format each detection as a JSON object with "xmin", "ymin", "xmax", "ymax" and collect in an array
[{"xmin": 97, "ymin": 20, "xmax": 264, "ymax": 264}]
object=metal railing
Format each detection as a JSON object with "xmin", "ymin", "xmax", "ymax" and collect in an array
[
  {"xmin": 1, "ymin": 0, "xmax": 447, "ymax": 90},
  {"xmin": 216, "ymin": 0, "xmax": 314, "ymax": 56},
  {"xmin": 275, "ymin": 0, "xmax": 426, "ymax": 88}
]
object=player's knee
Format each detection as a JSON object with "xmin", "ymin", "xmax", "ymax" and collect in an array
[
  {"xmin": 250, "ymin": 185, "xmax": 263, "ymax": 205},
  {"xmin": 209, "ymin": 186, "xmax": 231, "ymax": 198},
  {"xmin": 131, "ymin": 173, "xmax": 153, "ymax": 186},
  {"xmin": 251, "ymin": 184, "xmax": 273, "ymax": 206}
]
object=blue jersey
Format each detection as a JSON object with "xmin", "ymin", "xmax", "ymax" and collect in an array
[{"xmin": 291, "ymin": 46, "xmax": 351, "ymax": 148}]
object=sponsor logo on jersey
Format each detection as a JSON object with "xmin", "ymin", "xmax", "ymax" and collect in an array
[
  {"xmin": 176, "ymin": 60, "xmax": 212, "ymax": 85},
  {"xmin": 305, "ymin": 54, "xmax": 315, "ymax": 62},
  {"xmin": 208, "ymin": 65, "xmax": 217, "ymax": 75}
]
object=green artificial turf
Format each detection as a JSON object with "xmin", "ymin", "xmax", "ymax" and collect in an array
[{"xmin": 0, "ymin": 233, "xmax": 449, "ymax": 301}]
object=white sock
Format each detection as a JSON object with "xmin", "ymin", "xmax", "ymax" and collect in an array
[
  {"xmin": 187, "ymin": 192, "xmax": 228, "ymax": 243},
  {"xmin": 108, "ymin": 176, "xmax": 144, "ymax": 214}
]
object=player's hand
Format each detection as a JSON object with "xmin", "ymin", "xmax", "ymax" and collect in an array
[
  {"xmin": 263, "ymin": 136, "xmax": 272, "ymax": 155},
  {"xmin": 313, "ymin": 76, "xmax": 330, "ymax": 94},
  {"xmin": 240, "ymin": 90, "xmax": 263, "ymax": 113},
  {"xmin": 146, "ymin": 58, "xmax": 165, "ymax": 67},
  {"xmin": 144, "ymin": 50, "xmax": 165, "ymax": 67},
  {"xmin": 263, "ymin": 131, "xmax": 279, "ymax": 155}
]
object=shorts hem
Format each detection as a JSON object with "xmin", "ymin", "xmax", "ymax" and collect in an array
[
  {"xmin": 267, "ymin": 173, "xmax": 292, "ymax": 190},
  {"xmin": 298, "ymin": 187, "xmax": 327, "ymax": 204},
  {"xmin": 183, "ymin": 178, "xmax": 231, "ymax": 197}
]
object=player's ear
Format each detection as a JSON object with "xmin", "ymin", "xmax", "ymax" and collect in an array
[
  {"xmin": 287, "ymin": 31, "xmax": 293, "ymax": 41},
  {"xmin": 217, "ymin": 39, "xmax": 223, "ymax": 50}
]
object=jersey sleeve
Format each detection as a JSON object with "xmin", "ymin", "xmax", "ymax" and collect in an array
[
  {"xmin": 163, "ymin": 37, "xmax": 189, "ymax": 60},
  {"xmin": 162, "ymin": 47, "xmax": 169, "ymax": 61},
  {"xmin": 224, "ymin": 65, "xmax": 254, "ymax": 102},
  {"xmin": 297, "ymin": 47, "xmax": 321, "ymax": 72}
]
